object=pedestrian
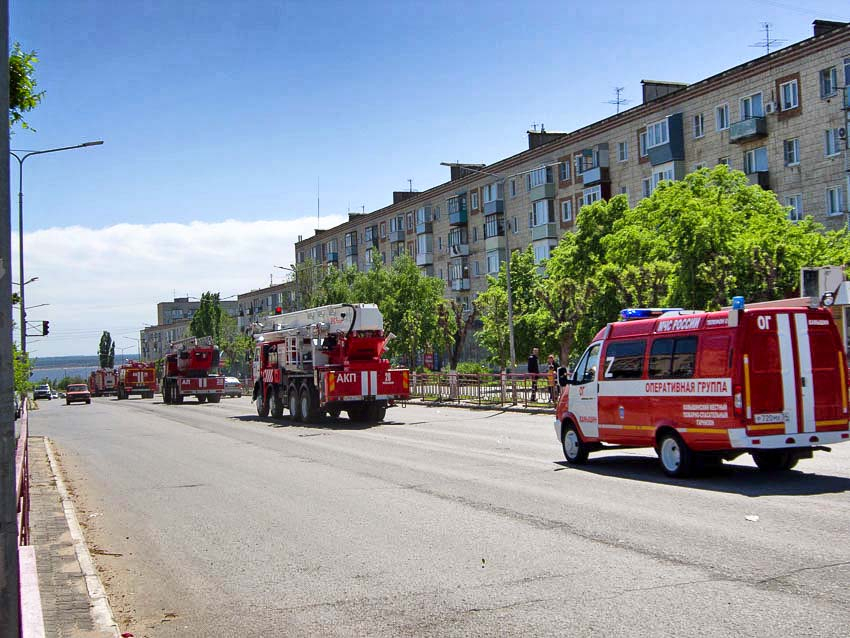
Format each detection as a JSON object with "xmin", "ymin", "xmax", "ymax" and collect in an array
[
  {"xmin": 528, "ymin": 347, "xmax": 540, "ymax": 402},
  {"xmin": 546, "ymin": 353, "xmax": 559, "ymax": 403}
]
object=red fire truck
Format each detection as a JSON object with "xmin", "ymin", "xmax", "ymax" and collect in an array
[
  {"xmin": 555, "ymin": 298, "xmax": 850, "ymax": 476},
  {"xmin": 88, "ymin": 368, "xmax": 116, "ymax": 397},
  {"xmin": 115, "ymin": 361, "xmax": 157, "ymax": 399},
  {"xmin": 161, "ymin": 336, "xmax": 225, "ymax": 404},
  {"xmin": 252, "ymin": 303, "xmax": 410, "ymax": 422}
]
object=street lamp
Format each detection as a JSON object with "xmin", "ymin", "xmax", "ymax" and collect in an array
[
  {"xmin": 10, "ymin": 140, "xmax": 104, "ymax": 355},
  {"xmin": 274, "ymin": 265, "xmax": 299, "ymax": 310}
]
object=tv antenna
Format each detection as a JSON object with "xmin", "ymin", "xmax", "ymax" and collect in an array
[
  {"xmin": 605, "ymin": 87, "xmax": 631, "ymax": 114},
  {"xmin": 750, "ymin": 22, "xmax": 786, "ymax": 56}
]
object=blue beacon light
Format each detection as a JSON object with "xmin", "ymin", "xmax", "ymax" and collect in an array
[{"xmin": 731, "ymin": 296, "xmax": 745, "ymax": 310}]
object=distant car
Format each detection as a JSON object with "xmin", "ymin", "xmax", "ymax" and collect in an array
[
  {"xmin": 13, "ymin": 394, "xmax": 20, "ymax": 419},
  {"xmin": 223, "ymin": 377, "xmax": 243, "ymax": 398},
  {"xmin": 65, "ymin": 384, "xmax": 91, "ymax": 405},
  {"xmin": 34, "ymin": 384, "xmax": 52, "ymax": 400}
]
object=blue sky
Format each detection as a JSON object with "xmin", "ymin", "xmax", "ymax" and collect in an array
[{"xmin": 8, "ymin": 0, "xmax": 849, "ymax": 356}]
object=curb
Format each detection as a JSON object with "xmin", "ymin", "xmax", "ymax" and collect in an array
[
  {"xmin": 43, "ymin": 438, "xmax": 121, "ymax": 638},
  {"xmin": 407, "ymin": 399, "xmax": 556, "ymax": 416}
]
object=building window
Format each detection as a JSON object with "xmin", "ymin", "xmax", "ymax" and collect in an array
[
  {"xmin": 693, "ymin": 162, "xmax": 706, "ymax": 171},
  {"xmin": 471, "ymin": 191, "xmax": 479, "ymax": 210},
  {"xmin": 486, "ymin": 251, "xmax": 501, "ymax": 274},
  {"xmin": 638, "ymin": 131, "xmax": 648, "ymax": 158},
  {"xmin": 532, "ymin": 199, "xmax": 555, "ymax": 226},
  {"xmin": 407, "ymin": 213, "xmax": 413, "ymax": 230},
  {"xmin": 826, "ymin": 187, "xmax": 844, "ymax": 216},
  {"xmin": 510, "ymin": 179, "xmax": 517, "ymax": 197},
  {"xmin": 693, "ymin": 113, "xmax": 704, "ymax": 138},
  {"xmin": 618, "ymin": 141, "xmax": 628, "ymax": 162},
  {"xmin": 718, "ymin": 157, "xmax": 730, "ymax": 167},
  {"xmin": 473, "ymin": 261, "xmax": 480, "ymax": 276},
  {"xmin": 512, "ymin": 216, "xmax": 518, "ymax": 233},
  {"xmin": 582, "ymin": 185, "xmax": 602, "ymax": 207},
  {"xmin": 529, "ymin": 166, "xmax": 554, "ymax": 188},
  {"xmin": 825, "ymin": 128, "xmax": 842, "ymax": 157},
  {"xmin": 785, "ymin": 194, "xmax": 803, "ymax": 222},
  {"xmin": 780, "ymin": 79, "xmax": 798, "ymax": 111},
  {"xmin": 739, "ymin": 92, "xmax": 763, "ymax": 118},
  {"xmin": 533, "ymin": 244, "xmax": 551, "ymax": 264},
  {"xmin": 651, "ymin": 166, "xmax": 675, "ymax": 189},
  {"xmin": 642, "ymin": 178, "xmax": 651, "ymax": 198},
  {"xmin": 434, "ymin": 205, "xmax": 440, "ymax": 220},
  {"xmin": 561, "ymin": 200, "xmax": 573, "ymax": 222},
  {"xmin": 715, "ymin": 104, "xmax": 729, "ymax": 131},
  {"xmin": 646, "ymin": 118, "xmax": 669, "ymax": 149},
  {"xmin": 558, "ymin": 161, "xmax": 570, "ymax": 181},
  {"xmin": 744, "ymin": 147, "xmax": 768, "ymax": 174},
  {"xmin": 820, "ymin": 66, "xmax": 838, "ymax": 98},
  {"xmin": 472, "ymin": 226, "xmax": 478, "ymax": 242},
  {"xmin": 483, "ymin": 182, "xmax": 503, "ymax": 203},
  {"xmin": 437, "ymin": 236, "xmax": 442, "ymax": 251},
  {"xmin": 783, "ymin": 138, "xmax": 800, "ymax": 166}
]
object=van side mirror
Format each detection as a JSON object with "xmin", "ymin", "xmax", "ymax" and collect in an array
[{"xmin": 557, "ymin": 366, "xmax": 570, "ymax": 387}]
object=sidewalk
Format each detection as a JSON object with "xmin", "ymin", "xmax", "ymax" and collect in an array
[{"xmin": 27, "ymin": 436, "xmax": 120, "ymax": 638}]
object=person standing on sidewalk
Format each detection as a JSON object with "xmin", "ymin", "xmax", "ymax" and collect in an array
[
  {"xmin": 546, "ymin": 353, "xmax": 560, "ymax": 403},
  {"xmin": 528, "ymin": 347, "xmax": 540, "ymax": 402}
]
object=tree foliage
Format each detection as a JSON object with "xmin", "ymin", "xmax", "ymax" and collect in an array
[
  {"xmin": 98, "ymin": 331, "xmax": 115, "ymax": 368},
  {"xmin": 13, "ymin": 343, "xmax": 32, "ymax": 394},
  {"xmin": 9, "ymin": 42, "xmax": 45, "ymax": 131},
  {"xmin": 189, "ymin": 292, "xmax": 224, "ymax": 342}
]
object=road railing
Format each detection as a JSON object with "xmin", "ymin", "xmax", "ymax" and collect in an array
[{"xmin": 410, "ymin": 371, "xmax": 559, "ymax": 409}]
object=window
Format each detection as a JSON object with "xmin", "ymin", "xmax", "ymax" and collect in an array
[
  {"xmin": 582, "ymin": 185, "xmax": 602, "ymax": 207},
  {"xmin": 826, "ymin": 187, "xmax": 844, "ymax": 216},
  {"xmin": 715, "ymin": 104, "xmax": 729, "ymax": 131},
  {"xmin": 532, "ymin": 199, "xmax": 555, "ymax": 226},
  {"xmin": 693, "ymin": 162, "xmax": 706, "ymax": 171},
  {"xmin": 390, "ymin": 215, "xmax": 404, "ymax": 233},
  {"xmin": 533, "ymin": 244, "xmax": 551, "ymax": 263},
  {"xmin": 786, "ymin": 194, "xmax": 803, "ymax": 221},
  {"xmin": 512, "ymin": 216, "xmax": 519, "ymax": 233},
  {"xmin": 407, "ymin": 212, "xmax": 413, "ymax": 230},
  {"xmin": 471, "ymin": 191, "xmax": 479, "ymax": 210},
  {"xmin": 825, "ymin": 128, "xmax": 842, "ymax": 157},
  {"xmin": 651, "ymin": 166, "xmax": 675, "ymax": 189},
  {"xmin": 718, "ymin": 157, "xmax": 730, "ymax": 167},
  {"xmin": 484, "ymin": 214, "xmax": 505, "ymax": 238},
  {"xmin": 646, "ymin": 118, "xmax": 669, "ymax": 148},
  {"xmin": 603, "ymin": 340, "xmax": 646, "ymax": 379},
  {"xmin": 437, "ymin": 236, "xmax": 442, "ymax": 250},
  {"xmin": 573, "ymin": 343, "xmax": 601, "ymax": 384},
  {"xmin": 642, "ymin": 178, "xmax": 651, "ymax": 198},
  {"xmin": 416, "ymin": 207, "xmax": 431, "ymax": 224},
  {"xmin": 472, "ymin": 226, "xmax": 478, "ymax": 242},
  {"xmin": 561, "ymin": 200, "xmax": 573, "ymax": 222},
  {"xmin": 447, "ymin": 195, "xmax": 467, "ymax": 215},
  {"xmin": 483, "ymin": 182, "xmax": 503, "ymax": 203},
  {"xmin": 473, "ymin": 261, "xmax": 480, "ymax": 276},
  {"xmin": 740, "ymin": 92, "xmax": 763, "ymax": 118},
  {"xmin": 649, "ymin": 337, "xmax": 697, "ymax": 379},
  {"xmin": 783, "ymin": 138, "xmax": 800, "ymax": 166},
  {"xmin": 448, "ymin": 227, "xmax": 468, "ymax": 247},
  {"xmin": 486, "ymin": 250, "xmax": 501, "ymax": 274},
  {"xmin": 820, "ymin": 66, "xmax": 838, "ymax": 98},
  {"xmin": 639, "ymin": 131, "xmax": 648, "ymax": 157},
  {"xmin": 558, "ymin": 161, "xmax": 570, "ymax": 181},
  {"xmin": 744, "ymin": 147, "xmax": 768, "ymax": 174},
  {"xmin": 434, "ymin": 205, "xmax": 441, "ymax": 221},
  {"xmin": 529, "ymin": 166, "xmax": 554, "ymax": 188},
  {"xmin": 780, "ymin": 79, "xmax": 798, "ymax": 111},
  {"xmin": 693, "ymin": 113, "xmax": 704, "ymax": 138},
  {"xmin": 510, "ymin": 179, "xmax": 516, "ymax": 197},
  {"xmin": 417, "ymin": 234, "xmax": 432, "ymax": 255},
  {"xmin": 618, "ymin": 141, "xmax": 628, "ymax": 162}
]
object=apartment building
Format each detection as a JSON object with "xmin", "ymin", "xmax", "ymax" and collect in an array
[
  {"xmin": 294, "ymin": 21, "xmax": 850, "ymax": 309},
  {"xmin": 155, "ymin": 296, "xmax": 239, "ymax": 326},
  {"xmin": 140, "ymin": 296, "xmax": 240, "ymax": 362},
  {"xmin": 236, "ymin": 281, "xmax": 296, "ymax": 333}
]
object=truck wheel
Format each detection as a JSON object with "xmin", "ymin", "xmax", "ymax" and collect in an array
[
  {"xmin": 174, "ymin": 386, "xmax": 184, "ymax": 405},
  {"xmin": 657, "ymin": 430, "xmax": 694, "ymax": 478},
  {"xmin": 162, "ymin": 381, "xmax": 171, "ymax": 404},
  {"xmin": 752, "ymin": 450, "xmax": 798, "ymax": 472},
  {"xmin": 197, "ymin": 395, "xmax": 207, "ymax": 404},
  {"xmin": 300, "ymin": 384, "xmax": 319, "ymax": 423},
  {"xmin": 208, "ymin": 394, "xmax": 221, "ymax": 404},
  {"xmin": 256, "ymin": 387, "xmax": 270, "ymax": 417},
  {"xmin": 269, "ymin": 385, "xmax": 284, "ymax": 418},
  {"xmin": 327, "ymin": 407, "xmax": 341, "ymax": 419},
  {"xmin": 561, "ymin": 422, "xmax": 590, "ymax": 464},
  {"xmin": 347, "ymin": 406, "xmax": 366, "ymax": 422},
  {"xmin": 288, "ymin": 384, "xmax": 302, "ymax": 421}
]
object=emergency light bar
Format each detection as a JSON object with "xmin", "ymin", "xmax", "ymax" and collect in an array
[{"xmin": 619, "ymin": 308, "xmax": 683, "ymax": 321}]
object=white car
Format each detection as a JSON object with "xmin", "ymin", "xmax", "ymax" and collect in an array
[{"xmin": 223, "ymin": 377, "xmax": 243, "ymax": 398}]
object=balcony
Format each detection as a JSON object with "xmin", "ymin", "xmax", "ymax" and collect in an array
[
  {"xmin": 388, "ymin": 229, "xmax": 405, "ymax": 243},
  {"xmin": 531, "ymin": 223, "xmax": 559, "ymax": 241},
  {"xmin": 326, "ymin": 252, "xmax": 338, "ymax": 264},
  {"xmin": 415, "ymin": 220, "xmax": 433, "ymax": 235},
  {"xmin": 450, "ymin": 278, "xmax": 470, "ymax": 291},
  {"xmin": 345, "ymin": 245, "xmax": 358, "ymax": 257},
  {"xmin": 580, "ymin": 166, "xmax": 610, "ymax": 187},
  {"xmin": 449, "ymin": 210, "xmax": 468, "ymax": 225},
  {"xmin": 729, "ymin": 116, "xmax": 767, "ymax": 143},
  {"xmin": 746, "ymin": 171, "xmax": 770, "ymax": 190},
  {"xmin": 448, "ymin": 243, "xmax": 469, "ymax": 257},
  {"xmin": 485, "ymin": 235, "xmax": 506, "ymax": 252},
  {"xmin": 416, "ymin": 252, "xmax": 434, "ymax": 266},
  {"xmin": 529, "ymin": 182, "xmax": 556, "ymax": 202},
  {"xmin": 483, "ymin": 199, "xmax": 504, "ymax": 215}
]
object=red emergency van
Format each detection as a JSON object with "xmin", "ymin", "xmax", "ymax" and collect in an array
[{"xmin": 555, "ymin": 302, "xmax": 850, "ymax": 476}]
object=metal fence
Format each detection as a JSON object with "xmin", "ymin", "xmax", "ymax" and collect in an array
[{"xmin": 410, "ymin": 371, "xmax": 559, "ymax": 409}]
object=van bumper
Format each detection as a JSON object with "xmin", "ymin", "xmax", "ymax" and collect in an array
[{"xmin": 728, "ymin": 428, "xmax": 850, "ymax": 449}]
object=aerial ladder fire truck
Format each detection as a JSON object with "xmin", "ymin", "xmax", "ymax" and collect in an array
[
  {"xmin": 252, "ymin": 303, "xmax": 410, "ymax": 422},
  {"xmin": 161, "ymin": 336, "xmax": 225, "ymax": 404},
  {"xmin": 115, "ymin": 361, "xmax": 157, "ymax": 399}
]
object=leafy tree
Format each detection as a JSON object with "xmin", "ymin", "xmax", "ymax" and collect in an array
[
  {"xmin": 218, "ymin": 313, "xmax": 253, "ymax": 376},
  {"xmin": 475, "ymin": 277, "xmax": 510, "ymax": 370},
  {"xmin": 189, "ymin": 292, "xmax": 224, "ymax": 342},
  {"xmin": 436, "ymin": 299, "xmax": 479, "ymax": 370},
  {"xmin": 9, "ymin": 42, "xmax": 45, "ymax": 131},
  {"xmin": 13, "ymin": 343, "xmax": 32, "ymax": 394},
  {"xmin": 98, "ymin": 331, "xmax": 115, "ymax": 368}
]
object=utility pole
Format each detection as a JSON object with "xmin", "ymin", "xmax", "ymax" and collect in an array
[{"xmin": 0, "ymin": 0, "xmax": 21, "ymax": 633}]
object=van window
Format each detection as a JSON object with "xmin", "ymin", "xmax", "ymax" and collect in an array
[
  {"xmin": 649, "ymin": 337, "xmax": 697, "ymax": 378},
  {"xmin": 574, "ymin": 343, "xmax": 601, "ymax": 384},
  {"xmin": 603, "ymin": 340, "xmax": 645, "ymax": 379}
]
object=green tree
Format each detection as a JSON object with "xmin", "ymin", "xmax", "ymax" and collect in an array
[
  {"xmin": 436, "ymin": 299, "xmax": 479, "ymax": 370},
  {"xmin": 13, "ymin": 343, "xmax": 32, "ymax": 394},
  {"xmin": 9, "ymin": 42, "xmax": 45, "ymax": 131},
  {"xmin": 189, "ymin": 292, "xmax": 224, "ymax": 342},
  {"xmin": 475, "ymin": 276, "xmax": 510, "ymax": 370},
  {"xmin": 98, "ymin": 331, "xmax": 114, "ymax": 368}
]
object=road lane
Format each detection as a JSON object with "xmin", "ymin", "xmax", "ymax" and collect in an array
[{"xmin": 30, "ymin": 396, "xmax": 850, "ymax": 637}]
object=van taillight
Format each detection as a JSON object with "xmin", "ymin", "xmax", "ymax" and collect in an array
[{"xmin": 733, "ymin": 385, "xmax": 743, "ymax": 417}]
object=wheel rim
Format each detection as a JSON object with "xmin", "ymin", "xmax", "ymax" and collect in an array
[
  {"xmin": 564, "ymin": 430, "xmax": 580, "ymax": 460},
  {"xmin": 256, "ymin": 394, "xmax": 264, "ymax": 415},
  {"xmin": 660, "ymin": 437, "xmax": 681, "ymax": 471},
  {"xmin": 289, "ymin": 391, "xmax": 298, "ymax": 416},
  {"xmin": 300, "ymin": 393, "xmax": 309, "ymax": 418}
]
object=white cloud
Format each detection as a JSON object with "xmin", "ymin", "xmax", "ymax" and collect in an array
[{"xmin": 15, "ymin": 215, "xmax": 347, "ymax": 357}]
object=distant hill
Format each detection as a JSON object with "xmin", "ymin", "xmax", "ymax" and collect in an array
[{"xmin": 32, "ymin": 354, "xmax": 139, "ymax": 371}]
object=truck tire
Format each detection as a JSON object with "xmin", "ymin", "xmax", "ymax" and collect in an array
[
  {"xmin": 327, "ymin": 407, "xmax": 341, "ymax": 419},
  {"xmin": 197, "ymin": 395, "xmax": 207, "ymax": 404},
  {"xmin": 269, "ymin": 385, "xmax": 283, "ymax": 418},
  {"xmin": 657, "ymin": 430, "xmax": 694, "ymax": 478},
  {"xmin": 347, "ymin": 406, "xmax": 366, "ymax": 422},
  {"xmin": 208, "ymin": 394, "xmax": 221, "ymax": 404},
  {"xmin": 751, "ymin": 450, "xmax": 798, "ymax": 472},
  {"xmin": 256, "ymin": 386, "xmax": 270, "ymax": 417},
  {"xmin": 561, "ymin": 422, "xmax": 590, "ymax": 464},
  {"xmin": 363, "ymin": 403, "xmax": 386, "ymax": 423},
  {"xmin": 300, "ymin": 383, "xmax": 320, "ymax": 424},
  {"xmin": 174, "ymin": 386, "xmax": 184, "ymax": 405},
  {"xmin": 162, "ymin": 381, "xmax": 171, "ymax": 404},
  {"xmin": 288, "ymin": 384, "xmax": 302, "ymax": 421}
]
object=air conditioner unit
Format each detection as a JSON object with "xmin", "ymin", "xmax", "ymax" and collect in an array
[
  {"xmin": 800, "ymin": 266, "xmax": 845, "ymax": 300},
  {"xmin": 764, "ymin": 102, "xmax": 777, "ymax": 115},
  {"xmin": 838, "ymin": 127, "xmax": 847, "ymax": 140}
]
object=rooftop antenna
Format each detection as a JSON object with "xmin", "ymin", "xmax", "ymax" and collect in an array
[
  {"xmin": 361, "ymin": 204, "xmax": 365, "ymax": 214},
  {"xmin": 606, "ymin": 87, "xmax": 631, "ymax": 114},
  {"xmin": 530, "ymin": 122, "xmax": 539, "ymax": 132},
  {"xmin": 408, "ymin": 178, "xmax": 413, "ymax": 192},
  {"xmin": 750, "ymin": 22, "xmax": 786, "ymax": 56}
]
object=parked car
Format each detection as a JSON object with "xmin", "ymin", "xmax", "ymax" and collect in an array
[
  {"xmin": 223, "ymin": 377, "xmax": 243, "ymax": 398},
  {"xmin": 34, "ymin": 384, "xmax": 52, "ymax": 400},
  {"xmin": 65, "ymin": 384, "xmax": 92, "ymax": 405},
  {"xmin": 13, "ymin": 393, "xmax": 20, "ymax": 419}
]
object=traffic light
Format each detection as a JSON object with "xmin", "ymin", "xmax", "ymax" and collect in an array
[{"xmin": 42, "ymin": 320, "xmax": 49, "ymax": 336}]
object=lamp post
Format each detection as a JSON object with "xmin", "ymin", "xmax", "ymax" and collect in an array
[
  {"xmin": 10, "ymin": 140, "xmax": 103, "ymax": 355},
  {"xmin": 274, "ymin": 265, "xmax": 299, "ymax": 310}
]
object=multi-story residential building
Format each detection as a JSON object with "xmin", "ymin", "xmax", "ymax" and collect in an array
[
  {"xmin": 294, "ymin": 21, "xmax": 850, "ymax": 310},
  {"xmin": 141, "ymin": 296, "xmax": 240, "ymax": 362},
  {"xmin": 156, "ymin": 296, "xmax": 239, "ymax": 326},
  {"xmin": 236, "ymin": 281, "xmax": 296, "ymax": 333}
]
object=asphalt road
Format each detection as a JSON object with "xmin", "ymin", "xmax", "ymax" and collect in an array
[{"xmin": 30, "ymin": 395, "xmax": 850, "ymax": 637}]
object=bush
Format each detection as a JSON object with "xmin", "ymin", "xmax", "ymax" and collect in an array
[{"xmin": 455, "ymin": 361, "xmax": 491, "ymax": 375}]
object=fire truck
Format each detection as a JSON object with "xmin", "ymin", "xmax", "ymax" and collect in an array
[
  {"xmin": 115, "ymin": 361, "xmax": 157, "ymax": 399},
  {"xmin": 161, "ymin": 336, "xmax": 225, "ymax": 404},
  {"xmin": 88, "ymin": 368, "xmax": 116, "ymax": 397},
  {"xmin": 555, "ymin": 298, "xmax": 850, "ymax": 477},
  {"xmin": 252, "ymin": 303, "xmax": 410, "ymax": 422}
]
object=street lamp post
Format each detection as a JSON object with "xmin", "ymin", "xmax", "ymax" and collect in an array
[
  {"xmin": 10, "ymin": 141, "xmax": 103, "ymax": 355},
  {"xmin": 274, "ymin": 265, "xmax": 299, "ymax": 310}
]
